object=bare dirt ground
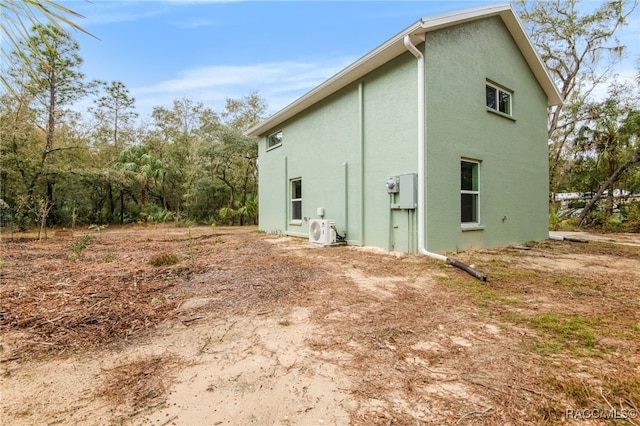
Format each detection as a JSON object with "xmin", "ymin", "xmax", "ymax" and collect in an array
[{"xmin": 1, "ymin": 226, "xmax": 638, "ymax": 425}]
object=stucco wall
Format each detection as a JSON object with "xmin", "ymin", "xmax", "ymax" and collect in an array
[
  {"xmin": 258, "ymin": 15, "xmax": 550, "ymax": 254},
  {"xmin": 424, "ymin": 16, "xmax": 549, "ymax": 252},
  {"xmin": 258, "ymin": 53, "xmax": 418, "ymax": 245},
  {"xmin": 360, "ymin": 54, "xmax": 418, "ymax": 250},
  {"xmin": 258, "ymin": 84, "xmax": 363, "ymax": 239}
]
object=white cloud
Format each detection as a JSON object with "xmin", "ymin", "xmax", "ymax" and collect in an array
[
  {"xmin": 133, "ymin": 57, "xmax": 355, "ymax": 115},
  {"xmin": 169, "ymin": 18, "xmax": 218, "ymax": 29},
  {"xmin": 61, "ymin": 1, "xmax": 171, "ymax": 26}
]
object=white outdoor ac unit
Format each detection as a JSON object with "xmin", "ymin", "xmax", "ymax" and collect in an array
[{"xmin": 309, "ymin": 219, "xmax": 337, "ymax": 246}]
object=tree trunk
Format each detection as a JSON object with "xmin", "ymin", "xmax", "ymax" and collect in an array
[
  {"xmin": 578, "ymin": 155, "xmax": 640, "ymax": 226},
  {"xmin": 605, "ymin": 183, "xmax": 615, "ymax": 217},
  {"xmin": 219, "ymin": 169, "xmax": 235, "ymax": 226},
  {"xmin": 141, "ymin": 185, "xmax": 147, "ymax": 212},
  {"xmin": 108, "ymin": 183, "xmax": 115, "ymax": 223},
  {"xmin": 47, "ymin": 181, "xmax": 54, "ymax": 224},
  {"xmin": 120, "ymin": 190, "xmax": 125, "ymax": 225}
]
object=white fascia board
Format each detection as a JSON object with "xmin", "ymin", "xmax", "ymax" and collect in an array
[
  {"xmin": 419, "ymin": 2, "xmax": 511, "ymax": 31},
  {"xmin": 246, "ymin": 3, "xmax": 562, "ymax": 137},
  {"xmin": 246, "ymin": 20, "xmax": 425, "ymax": 137}
]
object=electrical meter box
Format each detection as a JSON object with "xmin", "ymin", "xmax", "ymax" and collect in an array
[
  {"xmin": 398, "ymin": 173, "xmax": 417, "ymax": 209},
  {"xmin": 385, "ymin": 176, "xmax": 399, "ymax": 193}
]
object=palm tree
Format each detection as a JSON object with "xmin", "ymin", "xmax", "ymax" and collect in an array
[{"xmin": 115, "ymin": 146, "xmax": 164, "ymax": 212}]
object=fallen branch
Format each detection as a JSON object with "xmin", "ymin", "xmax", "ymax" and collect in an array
[
  {"xmin": 159, "ymin": 415, "xmax": 179, "ymax": 426},
  {"xmin": 456, "ymin": 407, "xmax": 493, "ymax": 424},
  {"xmin": 126, "ymin": 401, "xmax": 166, "ymax": 418},
  {"xmin": 220, "ymin": 320, "xmax": 238, "ymax": 342},
  {"xmin": 179, "ymin": 316, "xmax": 204, "ymax": 326}
]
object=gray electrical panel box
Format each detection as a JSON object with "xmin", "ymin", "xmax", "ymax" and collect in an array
[{"xmin": 398, "ymin": 173, "xmax": 417, "ymax": 209}]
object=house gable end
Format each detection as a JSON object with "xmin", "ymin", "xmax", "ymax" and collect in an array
[{"xmin": 246, "ymin": 3, "xmax": 561, "ymax": 138}]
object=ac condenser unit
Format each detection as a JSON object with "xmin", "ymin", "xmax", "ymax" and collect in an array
[{"xmin": 309, "ymin": 219, "xmax": 337, "ymax": 246}]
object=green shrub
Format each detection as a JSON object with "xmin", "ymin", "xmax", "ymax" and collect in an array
[
  {"xmin": 549, "ymin": 204, "xmax": 561, "ymax": 231},
  {"xmin": 603, "ymin": 213, "xmax": 623, "ymax": 232},
  {"xmin": 623, "ymin": 201, "xmax": 640, "ymax": 232},
  {"xmin": 69, "ymin": 235, "xmax": 92, "ymax": 260},
  {"xmin": 559, "ymin": 217, "xmax": 580, "ymax": 231},
  {"xmin": 149, "ymin": 252, "xmax": 180, "ymax": 266}
]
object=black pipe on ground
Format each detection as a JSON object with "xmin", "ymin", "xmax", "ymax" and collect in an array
[{"xmin": 446, "ymin": 257, "xmax": 487, "ymax": 282}]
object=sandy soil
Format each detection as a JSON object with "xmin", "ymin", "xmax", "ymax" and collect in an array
[{"xmin": 1, "ymin": 226, "xmax": 638, "ymax": 425}]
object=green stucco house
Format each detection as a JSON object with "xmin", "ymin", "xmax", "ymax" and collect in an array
[{"xmin": 246, "ymin": 3, "xmax": 562, "ymax": 254}]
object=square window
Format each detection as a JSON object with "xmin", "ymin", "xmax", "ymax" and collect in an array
[
  {"xmin": 267, "ymin": 130, "xmax": 283, "ymax": 149},
  {"xmin": 291, "ymin": 178, "xmax": 302, "ymax": 221},
  {"xmin": 461, "ymin": 160, "xmax": 479, "ymax": 224},
  {"xmin": 486, "ymin": 82, "xmax": 512, "ymax": 116}
]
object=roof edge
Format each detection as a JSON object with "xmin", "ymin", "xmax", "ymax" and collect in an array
[
  {"xmin": 246, "ymin": 3, "xmax": 561, "ymax": 137},
  {"xmin": 246, "ymin": 19, "xmax": 425, "ymax": 136}
]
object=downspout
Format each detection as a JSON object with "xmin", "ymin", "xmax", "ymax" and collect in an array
[
  {"xmin": 284, "ymin": 155, "xmax": 288, "ymax": 234},
  {"xmin": 359, "ymin": 82, "xmax": 365, "ymax": 246},
  {"xmin": 403, "ymin": 35, "xmax": 487, "ymax": 282},
  {"xmin": 343, "ymin": 162, "xmax": 348, "ymax": 239}
]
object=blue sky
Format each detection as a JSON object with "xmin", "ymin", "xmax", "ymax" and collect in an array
[{"xmin": 55, "ymin": 0, "xmax": 639, "ymax": 120}]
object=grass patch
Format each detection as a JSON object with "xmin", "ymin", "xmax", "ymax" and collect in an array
[
  {"xmin": 603, "ymin": 375, "xmax": 640, "ymax": 409},
  {"xmin": 551, "ymin": 275, "xmax": 602, "ymax": 297},
  {"xmin": 498, "ymin": 296, "xmax": 522, "ymax": 306},
  {"xmin": 545, "ymin": 374, "xmax": 640, "ymax": 420},
  {"xmin": 486, "ymin": 259, "xmax": 540, "ymax": 281},
  {"xmin": 544, "ymin": 375, "xmax": 593, "ymax": 406},
  {"xmin": 436, "ymin": 274, "xmax": 495, "ymax": 307},
  {"xmin": 149, "ymin": 252, "xmax": 181, "ymax": 266},
  {"xmin": 507, "ymin": 312, "xmax": 603, "ymax": 355}
]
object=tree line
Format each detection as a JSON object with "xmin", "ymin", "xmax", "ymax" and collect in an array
[
  {"xmin": 516, "ymin": 0, "xmax": 640, "ymax": 231},
  {"xmin": 1, "ymin": 0, "xmax": 639, "ymax": 233},
  {"xmin": 1, "ymin": 24, "xmax": 265, "ymax": 231}
]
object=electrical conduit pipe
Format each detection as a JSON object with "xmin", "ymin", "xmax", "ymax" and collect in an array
[{"xmin": 403, "ymin": 35, "xmax": 487, "ymax": 282}]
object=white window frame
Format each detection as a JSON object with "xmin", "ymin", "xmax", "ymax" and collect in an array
[
  {"xmin": 267, "ymin": 130, "xmax": 283, "ymax": 150},
  {"xmin": 461, "ymin": 159, "xmax": 481, "ymax": 227},
  {"xmin": 485, "ymin": 82, "xmax": 513, "ymax": 116},
  {"xmin": 290, "ymin": 178, "xmax": 302, "ymax": 224}
]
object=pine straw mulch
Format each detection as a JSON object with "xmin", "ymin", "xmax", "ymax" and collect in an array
[
  {"xmin": 0, "ymin": 226, "xmax": 317, "ymax": 360},
  {"xmin": 291, "ymin": 246, "xmax": 551, "ymax": 424},
  {"xmin": 1, "ymin": 226, "xmax": 638, "ymax": 424},
  {"xmin": 277, "ymin": 238, "xmax": 640, "ymax": 424},
  {"xmin": 98, "ymin": 355, "xmax": 180, "ymax": 419}
]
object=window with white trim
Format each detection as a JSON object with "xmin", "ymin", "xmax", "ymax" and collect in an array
[
  {"xmin": 291, "ymin": 178, "xmax": 302, "ymax": 222},
  {"xmin": 461, "ymin": 160, "xmax": 480, "ymax": 224},
  {"xmin": 486, "ymin": 82, "xmax": 512, "ymax": 116},
  {"xmin": 267, "ymin": 130, "xmax": 283, "ymax": 149}
]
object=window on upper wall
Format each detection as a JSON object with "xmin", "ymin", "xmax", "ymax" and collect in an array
[
  {"xmin": 291, "ymin": 178, "xmax": 302, "ymax": 222},
  {"xmin": 267, "ymin": 130, "xmax": 283, "ymax": 149},
  {"xmin": 461, "ymin": 160, "xmax": 480, "ymax": 224},
  {"xmin": 486, "ymin": 82, "xmax": 512, "ymax": 116}
]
